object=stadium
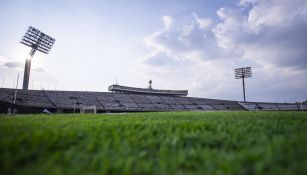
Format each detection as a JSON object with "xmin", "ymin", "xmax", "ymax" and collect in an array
[
  {"xmin": 1, "ymin": 1, "xmax": 307, "ymax": 175},
  {"xmin": 0, "ymin": 19, "xmax": 305, "ymax": 115},
  {"xmin": 0, "ymin": 83, "xmax": 306, "ymax": 114}
]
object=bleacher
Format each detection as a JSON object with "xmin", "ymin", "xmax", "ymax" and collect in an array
[
  {"xmin": 238, "ymin": 102, "xmax": 259, "ymax": 110},
  {"xmin": 301, "ymin": 104, "xmax": 307, "ymax": 110},
  {"xmin": 277, "ymin": 104, "xmax": 299, "ymax": 111},
  {"xmin": 0, "ymin": 88, "xmax": 304, "ymax": 113},
  {"xmin": 239, "ymin": 102, "xmax": 301, "ymax": 111},
  {"xmin": 255, "ymin": 103, "xmax": 279, "ymax": 110},
  {"xmin": 0, "ymin": 88, "xmax": 55, "ymax": 108}
]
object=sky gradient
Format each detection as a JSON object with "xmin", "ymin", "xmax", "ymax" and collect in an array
[{"xmin": 0, "ymin": 0, "xmax": 306, "ymax": 103}]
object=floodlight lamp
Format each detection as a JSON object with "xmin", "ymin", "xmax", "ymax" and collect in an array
[
  {"xmin": 234, "ymin": 67, "xmax": 252, "ymax": 79},
  {"xmin": 20, "ymin": 26, "xmax": 56, "ymax": 54}
]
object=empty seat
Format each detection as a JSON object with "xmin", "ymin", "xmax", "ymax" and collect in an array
[
  {"xmin": 277, "ymin": 104, "xmax": 299, "ymax": 110},
  {"xmin": 197, "ymin": 104, "xmax": 214, "ymax": 110},
  {"xmin": 239, "ymin": 102, "xmax": 259, "ymax": 110},
  {"xmin": 257, "ymin": 103, "xmax": 279, "ymax": 110}
]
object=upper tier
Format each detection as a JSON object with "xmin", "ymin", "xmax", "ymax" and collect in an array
[{"xmin": 108, "ymin": 84, "xmax": 188, "ymax": 97}]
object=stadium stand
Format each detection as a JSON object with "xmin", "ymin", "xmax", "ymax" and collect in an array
[
  {"xmin": 256, "ymin": 103, "xmax": 279, "ymax": 110},
  {"xmin": 277, "ymin": 104, "xmax": 299, "ymax": 111},
  {"xmin": 238, "ymin": 102, "xmax": 259, "ymax": 110},
  {"xmin": 301, "ymin": 104, "xmax": 307, "ymax": 111},
  {"xmin": 0, "ymin": 87, "xmax": 304, "ymax": 114}
]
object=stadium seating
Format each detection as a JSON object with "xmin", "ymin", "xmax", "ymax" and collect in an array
[
  {"xmin": 238, "ymin": 102, "xmax": 259, "ymax": 110},
  {"xmin": 277, "ymin": 104, "xmax": 299, "ymax": 111},
  {"xmin": 301, "ymin": 104, "xmax": 307, "ymax": 110},
  {"xmin": 0, "ymin": 88, "xmax": 303, "ymax": 113},
  {"xmin": 256, "ymin": 103, "xmax": 279, "ymax": 110}
]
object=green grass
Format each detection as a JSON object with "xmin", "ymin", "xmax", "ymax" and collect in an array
[{"xmin": 0, "ymin": 111, "xmax": 307, "ymax": 175}]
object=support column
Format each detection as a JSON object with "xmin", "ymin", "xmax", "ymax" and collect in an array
[
  {"xmin": 22, "ymin": 48, "xmax": 36, "ymax": 90},
  {"xmin": 242, "ymin": 77, "xmax": 246, "ymax": 102}
]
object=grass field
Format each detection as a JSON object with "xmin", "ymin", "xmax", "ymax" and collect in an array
[{"xmin": 0, "ymin": 111, "xmax": 307, "ymax": 175}]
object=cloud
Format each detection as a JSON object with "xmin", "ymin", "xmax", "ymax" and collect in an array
[
  {"xmin": 243, "ymin": 0, "xmax": 307, "ymax": 69},
  {"xmin": 238, "ymin": 0, "xmax": 259, "ymax": 6},
  {"xmin": 162, "ymin": 15, "xmax": 173, "ymax": 30},
  {"xmin": 0, "ymin": 55, "xmax": 45, "ymax": 72},
  {"xmin": 192, "ymin": 13, "xmax": 212, "ymax": 30},
  {"xmin": 142, "ymin": 51, "xmax": 179, "ymax": 67},
  {"xmin": 3, "ymin": 61, "xmax": 23, "ymax": 69},
  {"xmin": 143, "ymin": 13, "xmax": 223, "ymax": 63},
  {"xmin": 32, "ymin": 67, "xmax": 45, "ymax": 72},
  {"xmin": 138, "ymin": 0, "xmax": 307, "ymax": 102},
  {"xmin": 144, "ymin": 0, "xmax": 307, "ymax": 69}
]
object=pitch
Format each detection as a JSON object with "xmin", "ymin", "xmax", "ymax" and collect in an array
[{"xmin": 1, "ymin": 111, "xmax": 307, "ymax": 175}]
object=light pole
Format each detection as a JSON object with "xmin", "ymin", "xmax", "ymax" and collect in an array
[
  {"xmin": 234, "ymin": 67, "xmax": 252, "ymax": 102},
  {"xmin": 20, "ymin": 26, "xmax": 56, "ymax": 90}
]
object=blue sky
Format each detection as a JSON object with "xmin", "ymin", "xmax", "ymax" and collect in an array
[{"xmin": 0, "ymin": 0, "xmax": 306, "ymax": 103}]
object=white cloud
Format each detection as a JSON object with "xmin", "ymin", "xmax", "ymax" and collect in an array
[
  {"xmin": 162, "ymin": 15, "xmax": 173, "ymax": 30},
  {"xmin": 238, "ymin": 0, "xmax": 259, "ymax": 6},
  {"xmin": 143, "ymin": 13, "xmax": 226, "ymax": 63},
  {"xmin": 32, "ymin": 67, "xmax": 45, "ymax": 72},
  {"xmin": 138, "ymin": 1, "xmax": 307, "ymax": 102},
  {"xmin": 192, "ymin": 13, "xmax": 212, "ymax": 30},
  {"xmin": 0, "ymin": 55, "xmax": 46, "ymax": 72},
  {"xmin": 247, "ymin": 0, "xmax": 307, "ymax": 31},
  {"xmin": 3, "ymin": 61, "xmax": 23, "ymax": 69}
]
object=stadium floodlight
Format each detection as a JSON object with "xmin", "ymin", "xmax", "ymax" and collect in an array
[
  {"xmin": 234, "ymin": 67, "xmax": 252, "ymax": 102},
  {"xmin": 20, "ymin": 26, "xmax": 56, "ymax": 90}
]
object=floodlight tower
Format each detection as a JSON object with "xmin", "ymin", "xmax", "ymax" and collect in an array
[
  {"xmin": 234, "ymin": 67, "xmax": 252, "ymax": 102},
  {"xmin": 20, "ymin": 26, "xmax": 55, "ymax": 90}
]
